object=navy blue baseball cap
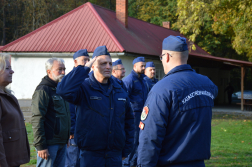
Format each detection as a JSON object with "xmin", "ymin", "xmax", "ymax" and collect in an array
[
  {"xmin": 162, "ymin": 35, "xmax": 188, "ymax": 52},
  {"xmin": 92, "ymin": 45, "xmax": 110, "ymax": 59},
  {"xmin": 146, "ymin": 62, "xmax": 155, "ymax": 68},
  {"xmin": 112, "ymin": 59, "xmax": 123, "ymax": 67},
  {"xmin": 133, "ymin": 57, "xmax": 145, "ymax": 65},
  {"xmin": 73, "ymin": 49, "xmax": 89, "ymax": 60}
]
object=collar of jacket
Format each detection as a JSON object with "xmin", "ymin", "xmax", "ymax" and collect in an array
[
  {"xmin": 39, "ymin": 75, "xmax": 58, "ymax": 88},
  {"xmin": 144, "ymin": 76, "xmax": 157, "ymax": 82},
  {"xmin": 111, "ymin": 75, "xmax": 122, "ymax": 84},
  {"xmin": 164, "ymin": 64, "xmax": 194, "ymax": 78},
  {"xmin": 0, "ymin": 89, "xmax": 9, "ymax": 96},
  {"xmin": 89, "ymin": 73, "xmax": 121, "ymax": 95},
  {"xmin": 131, "ymin": 70, "xmax": 145, "ymax": 80},
  {"xmin": 0, "ymin": 89, "xmax": 16, "ymax": 103}
]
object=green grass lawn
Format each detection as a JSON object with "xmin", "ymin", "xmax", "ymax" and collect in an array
[
  {"xmin": 205, "ymin": 114, "xmax": 252, "ymax": 167},
  {"xmin": 23, "ymin": 114, "xmax": 252, "ymax": 166},
  {"xmin": 22, "ymin": 123, "xmax": 37, "ymax": 167}
]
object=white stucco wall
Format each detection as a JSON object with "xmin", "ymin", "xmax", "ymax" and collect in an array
[
  {"xmin": 11, "ymin": 55, "xmax": 164, "ymax": 99},
  {"xmin": 10, "ymin": 57, "xmax": 75, "ymax": 99},
  {"xmin": 11, "ymin": 54, "xmax": 229, "ymax": 104}
]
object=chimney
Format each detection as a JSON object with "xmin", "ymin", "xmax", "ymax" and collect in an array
[
  {"xmin": 116, "ymin": 0, "xmax": 128, "ymax": 28},
  {"xmin": 162, "ymin": 21, "xmax": 170, "ymax": 29}
]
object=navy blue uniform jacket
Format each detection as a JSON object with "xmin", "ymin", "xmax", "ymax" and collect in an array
[
  {"xmin": 123, "ymin": 70, "xmax": 148, "ymax": 112},
  {"xmin": 137, "ymin": 64, "xmax": 218, "ymax": 166},
  {"xmin": 69, "ymin": 103, "xmax": 76, "ymax": 135},
  {"xmin": 111, "ymin": 75, "xmax": 128, "ymax": 93},
  {"xmin": 57, "ymin": 66, "xmax": 135, "ymax": 157},
  {"xmin": 143, "ymin": 76, "xmax": 158, "ymax": 91}
]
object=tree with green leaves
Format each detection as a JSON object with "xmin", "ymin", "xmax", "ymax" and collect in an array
[
  {"xmin": 0, "ymin": 0, "xmax": 116, "ymax": 45},
  {"xmin": 174, "ymin": 0, "xmax": 252, "ymax": 61},
  {"xmin": 128, "ymin": 0, "xmax": 177, "ymax": 27}
]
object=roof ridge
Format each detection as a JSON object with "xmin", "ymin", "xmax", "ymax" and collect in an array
[
  {"xmin": 90, "ymin": 4, "xmax": 210, "ymax": 56},
  {"xmin": 1, "ymin": 3, "xmax": 87, "ymax": 51},
  {"xmin": 92, "ymin": 3, "xmax": 183, "ymax": 37},
  {"xmin": 87, "ymin": 3, "xmax": 124, "ymax": 52}
]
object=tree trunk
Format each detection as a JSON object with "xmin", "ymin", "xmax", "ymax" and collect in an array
[
  {"xmin": 2, "ymin": 0, "xmax": 6, "ymax": 45},
  {"xmin": 33, "ymin": 0, "xmax": 35, "ymax": 31}
]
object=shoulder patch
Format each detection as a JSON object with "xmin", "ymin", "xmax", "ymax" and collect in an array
[
  {"xmin": 139, "ymin": 121, "xmax": 145, "ymax": 130},
  {"xmin": 141, "ymin": 106, "xmax": 149, "ymax": 121}
]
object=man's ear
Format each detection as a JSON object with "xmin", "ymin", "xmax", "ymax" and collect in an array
[
  {"xmin": 91, "ymin": 63, "xmax": 95, "ymax": 71},
  {"xmin": 166, "ymin": 53, "xmax": 170, "ymax": 63},
  {"xmin": 47, "ymin": 69, "xmax": 51, "ymax": 76},
  {"xmin": 74, "ymin": 59, "xmax": 77, "ymax": 65}
]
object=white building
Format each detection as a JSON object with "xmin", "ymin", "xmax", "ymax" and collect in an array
[{"xmin": 1, "ymin": 1, "xmax": 252, "ymax": 106}]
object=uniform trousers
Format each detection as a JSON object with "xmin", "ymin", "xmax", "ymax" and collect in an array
[
  {"xmin": 122, "ymin": 112, "xmax": 141, "ymax": 167},
  {"xmin": 79, "ymin": 150, "xmax": 122, "ymax": 167}
]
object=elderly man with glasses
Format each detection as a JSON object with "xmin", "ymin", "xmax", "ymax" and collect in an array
[{"xmin": 111, "ymin": 59, "xmax": 127, "ymax": 92}]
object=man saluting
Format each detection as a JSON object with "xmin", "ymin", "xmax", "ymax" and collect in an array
[{"xmin": 57, "ymin": 45, "xmax": 134, "ymax": 167}]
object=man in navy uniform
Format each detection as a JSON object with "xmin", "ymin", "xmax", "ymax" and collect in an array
[
  {"xmin": 57, "ymin": 45, "xmax": 135, "ymax": 167},
  {"xmin": 144, "ymin": 62, "xmax": 158, "ymax": 91},
  {"xmin": 65, "ymin": 49, "xmax": 90, "ymax": 167},
  {"xmin": 123, "ymin": 57, "xmax": 148, "ymax": 167},
  {"xmin": 137, "ymin": 35, "xmax": 218, "ymax": 167},
  {"xmin": 111, "ymin": 59, "xmax": 127, "ymax": 92}
]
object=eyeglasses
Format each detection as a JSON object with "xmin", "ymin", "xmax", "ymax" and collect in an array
[
  {"xmin": 56, "ymin": 68, "xmax": 66, "ymax": 72},
  {"xmin": 159, "ymin": 53, "xmax": 166, "ymax": 61},
  {"xmin": 115, "ymin": 68, "xmax": 125, "ymax": 71},
  {"xmin": 159, "ymin": 53, "xmax": 172, "ymax": 61}
]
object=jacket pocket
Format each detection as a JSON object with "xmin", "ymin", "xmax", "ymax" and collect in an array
[
  {"xmin": 2, "ymin": 129, "xmax": 20, "ymax": 143},
  {"xmin": 52, "ymin": 95, "xmax": 66, "ymax": 116},
  {"xmin": 88, "ymin": 106, "xmax": 104, "ymax": 117},
  {"xmin": 116, "ymin": 98, "xmax": 126, "ymax": 117}
]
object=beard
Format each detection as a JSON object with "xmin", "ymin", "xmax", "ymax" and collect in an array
[
  {"xmin": 138, "ymin": 69, "xmax": 145, "ymax": 74},
  {"xmin": 52, "ymin": 74, "xmax": 65, "ymax": 83}
]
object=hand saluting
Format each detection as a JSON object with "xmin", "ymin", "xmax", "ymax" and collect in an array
[{"xmin": 85, "ymin": 57, "xmax": 97, "ymax": 68}]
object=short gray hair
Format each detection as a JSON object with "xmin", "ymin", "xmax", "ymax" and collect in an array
[
  {"xmin": 112, "ymin": 65, "xmax": 118, "ymax": 70},
  {"xmin": 45, "ymin": 57, "xmax": 65, "ymax": 73},
  {"xmin": 166, "ymin": 50, "xmax": 189, "ymax": 58}
]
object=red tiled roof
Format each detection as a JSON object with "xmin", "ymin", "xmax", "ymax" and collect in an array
[
  {"xmin": 95, "ymin": 6, "xmax": 210, "ymax": 57},
  {"xmin": 0, "ymin": 2, "xmax": 208, "ymax": 56},
  {"xmin": 0, "ymin": 2, "xmax": 252, "ymax": 67},
  {"xmin": 0, "ymin": 3, "xmax": 123, "ymax": 53}
]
